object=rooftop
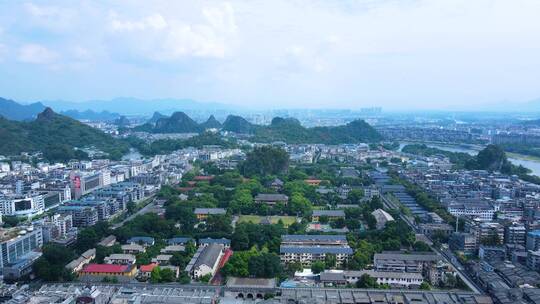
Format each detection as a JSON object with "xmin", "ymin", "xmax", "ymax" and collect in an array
[
  {"xmin": 312, "ymin": 210, "xmax": 346, "ymax": 217},
  {"xmin": 282, "ymin": 234, "xmax": 347, "ymax": 242},
  {"xmin": 82, "ymin": 264, "xmax": 130, "ymax": 273},
  {"xmin": 226, "ymin": 277, "xmax": 277, "ymax": 289},
  {"xmin": 280, "ymin": 245, "xmax": 353, "ymax": 254}
]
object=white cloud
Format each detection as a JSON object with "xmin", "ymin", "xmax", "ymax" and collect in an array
[
  {"xmin": 23, "ymin": 2, "xmax": 77, "ymax": 32},
  {"xmin": 107, "ymin": 3, "xmax": 237, "ymax": 60},
  {"xmin": 2, "ymin": 0, "xmax": 540, "ymax": 108},
  {"xmin": 25, "ymin": 2, "xmax": 62, "ymax": 18},
  {"xmin": 18, "ymin": 44, "xmax": 58, "ymax": 64},
  {"xmin": 110, "ymin": 13, "xmax": 167, "ymax": 31}
]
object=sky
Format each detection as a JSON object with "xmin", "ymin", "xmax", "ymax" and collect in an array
[{"xmin": 0, "ymin": 0, "xmax": 540, "ymax": 110}]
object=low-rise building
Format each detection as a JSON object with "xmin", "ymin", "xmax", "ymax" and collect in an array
[
  {"xmin": 194, "ymin": 208, "xmax": 226, "ymax": 221},
  {"xmin": 127, "ymin": 236, "xmax": 155, "ymax": 247},
  {"xmin": 138, "ymin": 263, "xmax": 158, "ymax": 280},
  {"xmin": 281, "ymin": 234, "xmax": 348, "ymax": 247},
  {"xmin": 167, "ymin": 237, "xmax": 193, "ymax": 246},
  {"xmin": 161, "ymin": 245, "xmax": 185, "ymax": 254},
  {"xmin": 419, "ymin": 223, "xmax": 454, "ymax": 237},
  {"xmin": 311, "ymin": 210, "xmax": 346, "ymax": 222},
  {"xmin": 97, "ymin": 235, "xmax": 116, "ymax": 247},
  {"xmin": 186, "ymin": 243, "xmax": 224, "ymax": 279},
  {"xmin": 371, "ymin": 209, "xmax": 395, "ymax": 230},
  {"xmin": 199, "ymin": 237, "xmax": 230, "ymax": 248},
  {"xmin": 104, "ymin": 254, "xmax": 136, "ymax": 265},
  {"xmin": 152, "ymin": 254, "xmax": 172, "ymax": 265},
  {"xmin": 79, "ymin": 264, "xmax": 136, "ymax": 281},
  {"xmin": 254, "ymin": 194, "xmax": 289, "ymax": 205},
  {"xmin": 65, "ymin": 248, "xmax": 96, "ymax": 273},
  {"xmin": 373, "ymin": 252, "xmax": 440, "ymax": 274},
  {"xmin": 342, "ymin": 270, "xmax": 424, "ymax": 288},
  {"xmin": 121, "ymin": 243, "xmax": 145, "ymax": 254},
  {"xmin": 280, "ymin": 245, "xmax": 352, "ymax": 267}
]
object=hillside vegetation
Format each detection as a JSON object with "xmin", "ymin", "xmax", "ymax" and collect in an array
[{"xmin": 0, "ymin": 108, "xmax": 129, "ymax": 161}]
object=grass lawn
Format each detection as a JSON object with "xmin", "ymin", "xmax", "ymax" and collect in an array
[
  {"xmin": 238, "ymin": 215, "xmax": 297, "ymax": 227},
  {"xmin": 238, "ymin": 215, "xmax": 262, "ymax": 224}
]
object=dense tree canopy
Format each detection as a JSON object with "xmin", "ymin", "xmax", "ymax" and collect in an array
[{"xmin": 239, "ymin": 146, "xmax": 289, "ymax": 177}]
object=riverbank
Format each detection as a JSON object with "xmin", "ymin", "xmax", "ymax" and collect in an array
[{"xmin": 399, "ymin": 141, "xmax": 540, "ymax": 177}]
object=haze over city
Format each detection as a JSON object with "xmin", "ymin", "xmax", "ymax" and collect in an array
[{"xmin": 1, "ymin": 0, "xmax": 540, "ymax": 110}]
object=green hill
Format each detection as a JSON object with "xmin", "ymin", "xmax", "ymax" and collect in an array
[
  {"xmin": 0, "ymin": 108, "xmax": 129, "ymax": 161},
  {"xmin": 135, "ymin": 111, "xmax": 202, "ymax": 133},
  {"xmin": 222, "ymin": 115, "xmax": 258, "ymax": 134},
  {"xmin": 252, "ymin": 117, "xmax": 382, "ymax": 144},
  {"xmin": 201, "ymin": 115, "xmax": 222, "ymax": 129},
  {"xmin": 132, "ymin": 112, "xmax": 382, "ymax": 144}
]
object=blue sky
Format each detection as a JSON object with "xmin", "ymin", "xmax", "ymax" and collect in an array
[{"xmin": 0, "ymin": 0, "xmax": 539, "ymax": 110}]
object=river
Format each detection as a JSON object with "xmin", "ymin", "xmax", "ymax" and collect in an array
[{"xmin": 399, "ymin": 142, "xmax": 540, "ymax": 177}]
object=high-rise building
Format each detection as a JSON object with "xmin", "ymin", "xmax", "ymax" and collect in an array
[
  {"xmin": 526, "ymin": 230, "xmax": 540, "ymax": 251},
  {"xmin": 505, "ymin": 224, "xmax": 526, "ymax": 246},
  {"xmin": 0, "ymin": 226, "xmax": 43, "ymax": 272}
]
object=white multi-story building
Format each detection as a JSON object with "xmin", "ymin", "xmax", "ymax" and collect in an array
[
  {"xmin": 344, "ymin": 270, "xmax": 424, "ymax": 288},
  {"xmin": 102, "ymin": 170, "xmax": 112, "ymax": 187},
  {"xmin": 0, "ymin": 193, "xmax": 45, "ymax": 218},
  {"xmin": 0, "ymin": 163, "xmax": 10, "ymax": 172},
  {"xmin": 280, "ymin": 245, "xmax": 353, "ymax": 267},
  {"xmin": 448, "ymin": 203, "xmax": 495, "ymax": 221}
]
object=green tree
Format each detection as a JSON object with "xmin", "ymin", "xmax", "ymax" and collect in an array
[
  {"xmin": 248, "ymin": 253, "xmax": 282, "ymax": 278},
  {"xmin": 199, "ymin": 273, "xmax": 212, "ymax": 283},
  {"xmin": 311, "ymin": 261, "xmax": 325, "ymax": 274},
  {"xmin": 288, "ymin": 193, "xmax": 313, "ymax": 216},
  {"xmin": 348, "ymin": 189, "xmax": 364, "ymax": 204},
  {"xmin": 356, "ymin": 274, "xmax": 378, "ymax": 288},
  {"xmin": 240, "ymin": 146, "xmax": 289, "ymax": 177},
  {"xmin": 160, "ymin": 268, "xmax": 176, "ymax": 282},
  {"xmin": 150, "ymin": 267, "xmax": 162, "ymax": 283},
  {"xmin": 420, "ymin": 282, "xmax": 431, "ymax": 290},
  {"xmin": 206, "ymin": 215, "xmax": 233, "ymax": 234},
  {"xmin": 32, "ymin": 244, "xmax": 76, "ymax": 282},
  {"xmin": 413, "ymin": 241, "xmax": 432, "ymax": 252},
  {"xmin": 325, "ymin": 254, "xmax": 337, "ymax": 269}
]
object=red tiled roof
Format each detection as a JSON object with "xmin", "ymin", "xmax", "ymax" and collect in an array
[
  {"xmin": 82, "ymin": 264, "xmax": 129, "ymax": 273},
  {"xmin": 140, "ymin": 263, "xmax": 158, "ymax": 272}
]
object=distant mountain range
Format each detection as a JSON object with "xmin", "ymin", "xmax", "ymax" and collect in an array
[
  {"xmin": 0, "ymin": 97, "xmax": 124, "ymax": 121},
  {"xmin": 40, "ymin": 97, "xmax": 232, "ymax": 115},
  {"xmin": 0, "ymin": 97, "xmax": 46, "ymax": 120},
  {"xmin": 0, "ymin": 108, "xmax": 128, "ymax": 161},
  {"xmin": 60, "ymin": 109, "xmax": 122, "ymax": 121},
  {"xmin": 135, "ymin": 111, "xmax": 382, "ymax": 143}
]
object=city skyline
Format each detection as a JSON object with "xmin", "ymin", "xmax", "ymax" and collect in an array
[{"xmin": 1, "ymin": 1, "xmax": 540, "ymax": 110}]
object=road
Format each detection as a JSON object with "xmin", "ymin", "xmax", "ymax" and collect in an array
[
  {"xmin": 112, "ymin": 196, "xmax": 156, "ymax": 230},
  {"xmin": 381, "ymin": 194, "xmax": 483, "ymax": 294}
]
